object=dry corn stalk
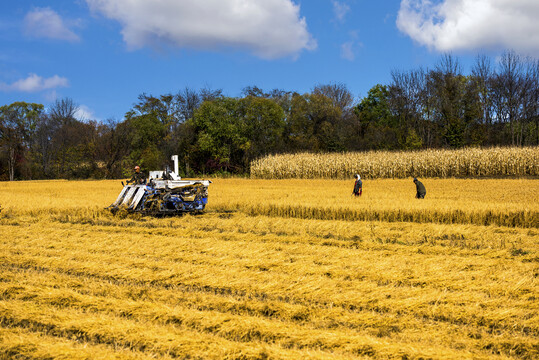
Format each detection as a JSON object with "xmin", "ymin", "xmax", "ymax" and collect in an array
[{"xmin": 250, "ymin": 147, "xmax": 539, "ymax": 179}]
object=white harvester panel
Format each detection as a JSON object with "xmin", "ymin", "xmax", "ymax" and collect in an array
[
  {"xmin": 112, "ymin": 185, "xmax": 130, "ymax": 207},
  {"xmin": 121, "ymin": 186, "xmax": 138, "ymax": 206},
  {"xmin": 128, "ymin": 186, "xmax": 147, "ymax": 210}
]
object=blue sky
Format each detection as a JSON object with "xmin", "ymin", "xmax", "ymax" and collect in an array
[{"xmin": 1, "ymin": 0, "xmax": 538, "ymax": 121}]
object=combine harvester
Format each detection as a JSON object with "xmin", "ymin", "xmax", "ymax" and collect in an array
[{"xmin": 108, "ymin": 155, "xmax": 211, "ymax": 215}]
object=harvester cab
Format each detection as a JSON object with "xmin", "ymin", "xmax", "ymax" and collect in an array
[{"xmin": 108, "ymin": 155, "xmax": 211, "ymax": 215}]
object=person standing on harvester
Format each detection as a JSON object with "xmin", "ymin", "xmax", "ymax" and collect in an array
[
  {"xmin": 352, "ymin": 174, "xmax": 362, "ymax": 196},
  {"xmin": 413, "ymin": 178, "xmax": 426, "ymax": 199}
]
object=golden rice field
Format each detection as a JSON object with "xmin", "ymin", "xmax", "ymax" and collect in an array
[
  {"xmin": 250, "ymin": 147, "xmax": 539, "ymax": 179},
  {"xmin": 0, "ymin": 178, "xmax": 538, "ymax": 359}
]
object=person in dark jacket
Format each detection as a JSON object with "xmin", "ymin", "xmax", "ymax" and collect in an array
[
  {"xmin": 413, "ymin": 178, "xmax": 426, "ymax": 199},
  {"xmin": 127, "ymin": 165, "xmax": 146, "ymax": 185},
  {"xmin": 352, "ymin": 174, "xmax": 362, "ymax": 196}
]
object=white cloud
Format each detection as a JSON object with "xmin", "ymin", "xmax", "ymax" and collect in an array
[
  {"xmin": 23, "ymin": 7, "xmax": 80, "ymax": 42},
  {"xmin": 341, "ymin": 42, "xmax": 355, "ymax": 61},
  {"xmin": 0, "ymin": 73, "xmax": 69, "ymax": 92},
  {"xmin": 75, "ymin": 105, "xmax": 96, "ymax": 121},
  {"xmin": 397, "ymin": 0, "xmax": 539, "ymax": 55},
  {"xmin": 85, "ymin": 0, "xmax": 317, "ymax": 59},
  {"xmin": 340, "ymin": 31, "xmax": 360, "ymax": 61},
  {"xmin": 332, "ymin": 1, "xmax": 350, "ymax": 22},
  {"xmin": 44, "ymin": 90, "xmax": 59, "ymax": 102}
]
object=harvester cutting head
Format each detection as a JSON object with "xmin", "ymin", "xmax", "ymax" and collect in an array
[{"xmin": 108, "ymin": 156, "xmax": 211, "ymax": 215}]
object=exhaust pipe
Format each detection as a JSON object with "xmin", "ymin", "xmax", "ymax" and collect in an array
[{"xmin": 171, "ymin": 155, "xmax": 179, "ymax": 177}]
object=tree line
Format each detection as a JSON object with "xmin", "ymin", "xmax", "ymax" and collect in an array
[{"xmin": 1, "ymin": 51, "xmax": 537, "ymax": 180}]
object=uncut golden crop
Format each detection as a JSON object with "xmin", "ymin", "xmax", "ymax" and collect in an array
[
  {"xmin": 210, "ymin": 178, "xmax": 539, "ymax": 228},
  {"xmin": 251, "ymin": 146, "xmax": 539, "ymax": 179},
  {"xmin": 0, "ymin": 179, "xmax": 538, "ymax": 359},
  {"xmin": 1, "ymin": 178, "xmax": 537, "ymax": 227}
]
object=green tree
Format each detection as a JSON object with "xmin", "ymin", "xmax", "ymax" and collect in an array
[
  {"xmin": 189, "ymin": 96, "xmax": 285, "ymax": 172},
  {"xmin": 287, "ymin": 93, "xmax": 342, "ymax": 151},
  {"xmin": 0, "ymin": 102, "xmax": 44, "ymax": 180},
  {"xmin": 354, "ymin": 84, "xmax": 399, "ymax": 149},
  {"xmin": 124, "ymin": 112, "xmax": 166, "ymax": 172},
  {"xmin": 313, "ymin": 83, "xmax": 357, "ymax": 150},
  {"xmin": 192, "ymin": 97, "xmax": 249, "ymax": 172},
  {"xmin": 404, "ymin": 128, "xmax": 423, "ymax": 150},
  {"xmin": 238, "ymin": 96, "xmax": 286, "ymax": 161},
  {"xmin": 354, "ymin": 84, "xmax": 393, "ymax": 135},
  {"xmin": 122, "ymin": 94, "xmax": 175, "ymax": 173}
]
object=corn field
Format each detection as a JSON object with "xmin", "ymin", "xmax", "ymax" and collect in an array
[{"xmin": 251, "ymin": 146, "xmax": 539, "ymax": 179}]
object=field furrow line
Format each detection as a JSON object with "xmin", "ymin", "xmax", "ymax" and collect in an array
[
  {"xmin": 2, "ymin": 297, "xmax": 514, "ymax": 360},
  {"xmin": 1, "ymin": 259, "xmax": 537, "ymax": 342},
  {"xmin": 0, "ymin": 327, "xmax": 163, "ymax": 360},
  {"xmin": 1, "ymin": 299, "xmax": 366, "ymax": 360}
]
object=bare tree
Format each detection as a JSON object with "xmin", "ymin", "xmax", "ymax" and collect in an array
[
  {"xmin": 430, "ymin": 54, "xmax": 469, "ymax": 147},
  {"xmin": 33, "ymin": 113, "xmax": 58, "ymax": 178},
  {"xmin": 175, "ymin": 87, "xmax": 201, "ymax": 122},
  {"xmin": 200, "ymin": 86, "xmax": 223, "ymax": 102},
  {"xmin": 472, "ymin": 54, "xmax": 494, "ymax": 125},
  {"xmin": 529, "ymin": 59, "xmax": 539, "ymax": 144},
  {"xmin": 492, "ymin": 51, "xmax": 525, "ymax": 145},
  {"xmin": 436, "ymin": 53, "xmax": 462, "ymax": 77},
  {"xmin": 242, "ymin": 85, "xmax": 266, "ymax": 98},
  {"xmin": 49, "ymin": 97, "xmax": 79, "ymax": 125},
  {"xmin": 389, "ymin": 69, "xmax": 427, "ymax": 144},
  {"xmin": 312, "ymin": 83, "xmax": 354, "ymax": 111},
  {"xmin": 521, "ymin": 58, "xmax": 539, "ymax": 145},
  {"xmin": 96, "ymin": 118, "xmax": 129, "ymax": 178}
]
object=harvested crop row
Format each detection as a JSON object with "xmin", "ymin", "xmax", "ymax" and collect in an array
[
  {"xmin": 2, "ymin": 299, "xmax": 352, "ymax": 360},
  {"xmin": 1, "ymin": 214, "xmax": 537, "ymax": 360},
  {"xmin": 0, "ymin": 328, "xmax": 156, "ymax": 360},
  {"xmin": 20, "ymin": 210, "xmax": 538, "ymax": 251},
  {"xmin": 0, "ymin": 280, "xmax": 469, "ymax": 360},
  {"xmin": 0, "ymin": 179, "xmax": 537, "ymax": 359},
  {"xmin": 1, "ymin": 240, "xmax": 535, "ymax": 360}
]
